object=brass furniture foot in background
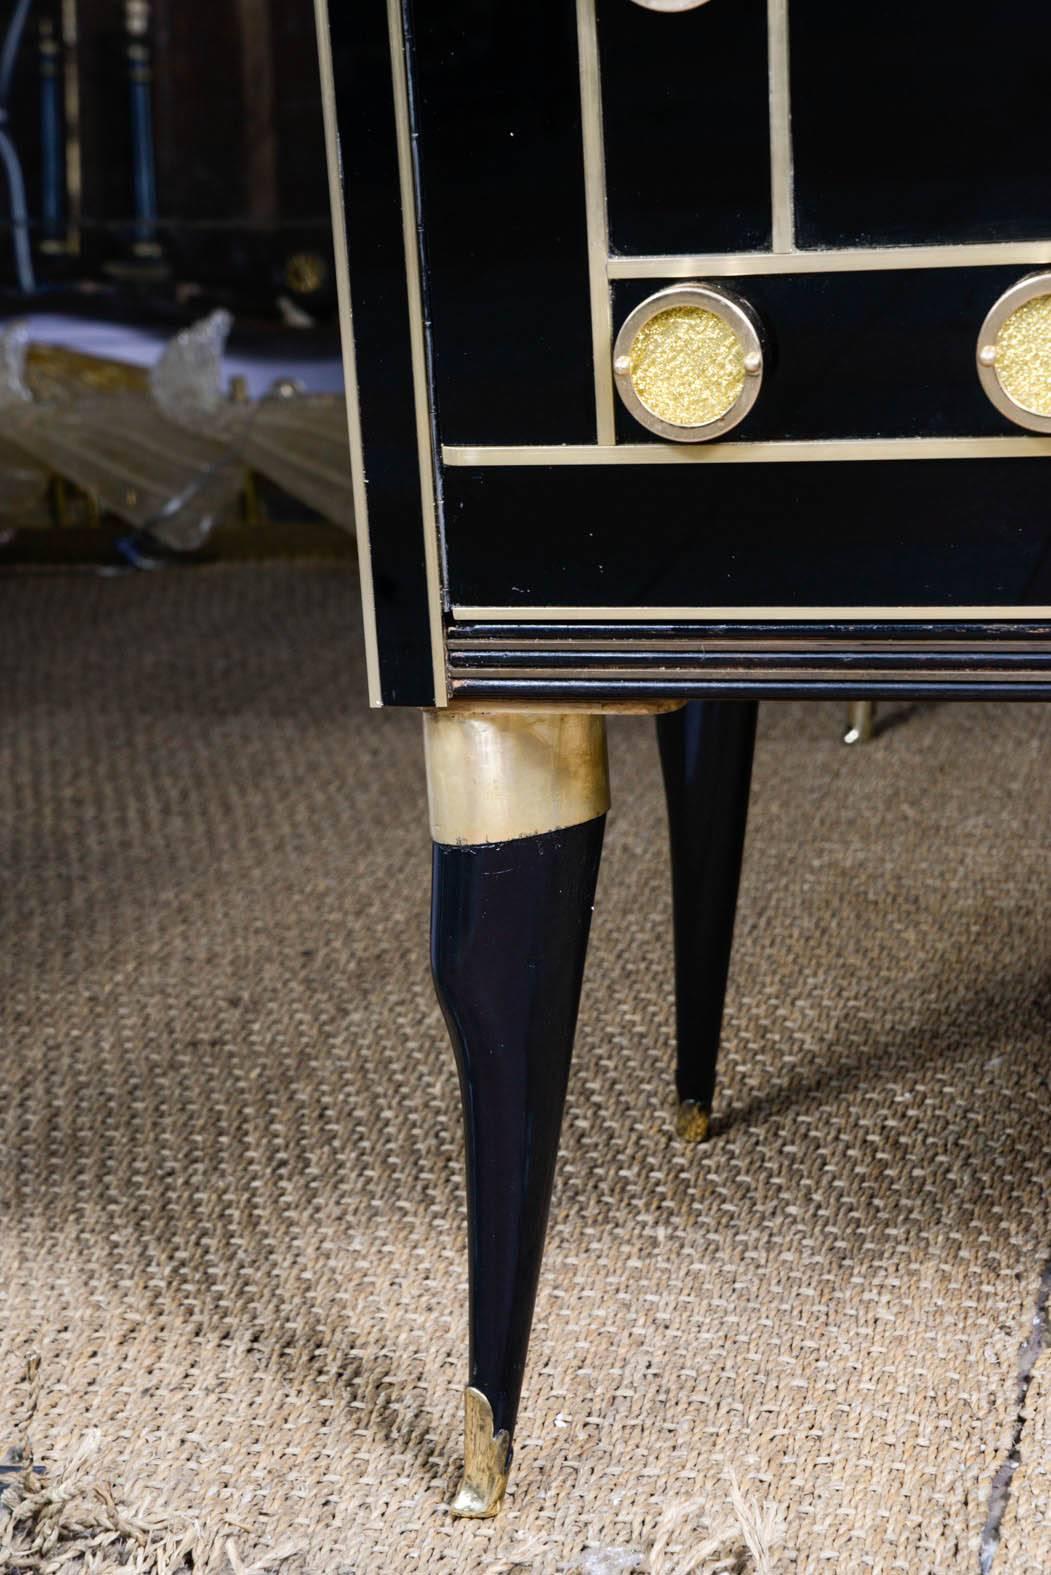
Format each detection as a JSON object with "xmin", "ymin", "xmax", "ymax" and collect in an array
[
  {"xmin": 425, "ymin": 710, "xmax": 610, "ymax": 1517},
  {"xmin": 844, "ymin": 700, "xmax": 877, "ymax": 745},
  {"xmin": 657, "ymin": 702, "xmax": 758, "ymax": 1141}
]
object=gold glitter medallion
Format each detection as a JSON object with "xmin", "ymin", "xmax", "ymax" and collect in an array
[
  {"xmin": 977, "ymin": 272, "xmax": 1051, "ymax": 432},
  {"xmin": 613, "ymin": 284, "xmax": 763, "ymax": 443},
  {"xmin": 629, "ymin": 305, "xmax": 745, "ymax": 428},
  {"xmin": 994, "ymin": 294, "xmax": 1051, "ymax": 418}
]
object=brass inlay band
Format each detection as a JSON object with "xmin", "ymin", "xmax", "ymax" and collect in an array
[
  {"xmin": 451, "ymin": 604, "xmax": 1051, "ymax": 623},
  {"xmin": 450, "ymin": 1388, "xmax": 511, "ymax": 1519},
  {"xmin": 424, "ymin": 710, "xmax": 610, "ymax": 845},
  {"xmin": 767, "ymin": 0, "xmax": 794, "ymax": 252},
  {"xmin": 607, "ymin": 241, "xmax": 1051, "ymax": 280},
  {"xmin": 576, "ymin": 0, "xmax": 617, "ymax": 444},
  {"xmin": 314, "ymin": 0, "xmax": 382, "ymax": 707},
  {"xmin": 442, "ymin": 436, "xmax": 1051, "ymax": 467}
]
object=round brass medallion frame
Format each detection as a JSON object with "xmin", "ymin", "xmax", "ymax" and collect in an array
[
  {"xmin": 976, "ymin": 270, "xmax": 1051, "ymax": 433},
  {"xmin": 612, "ymin": 283, "xmax": 765, "ymax": 444},
  {"xmin": 628, "ymin": 0, "xmax": 714, "ymax": 11}
]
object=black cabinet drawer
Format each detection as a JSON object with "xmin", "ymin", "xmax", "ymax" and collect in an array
[{"xmin": 443, "ymin": 459, "xmax": 1051, "ymax": 617}]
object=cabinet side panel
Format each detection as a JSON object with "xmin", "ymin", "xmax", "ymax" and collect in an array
[{"xmin": 324, "ymin": 0, "xmax": 438, "ymax": 706}]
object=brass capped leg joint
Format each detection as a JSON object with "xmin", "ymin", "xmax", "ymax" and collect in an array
[
  {"xmin": 676, "ymin": 1099, "xmax": 711, "ymax": 1143},
  {"xmin": 450, "ymin": 1387, "xmax": 511, "ymax": 1519}
]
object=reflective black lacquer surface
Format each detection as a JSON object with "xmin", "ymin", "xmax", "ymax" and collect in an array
[
  {"xmin": 412, "ymin": 4, "xmax": 596, "ymax": 446},
  {"xmin": 431, "ymin": 817, "xmax": 606, "ymax": 1437},
  {"xmin": 791, "ymin": 0, "xmax": 1051, "ymax": 247},
  {"xmin": 658, "ymin": 702, "xmax": 756, "ymax": 1119},
  {"xmin": 444, "ymin": 460, "xmax": 1051, "ymax": 610},
  {"xmin": 598, "ymin": 0, "xmax": 771, "ymax": 256}
]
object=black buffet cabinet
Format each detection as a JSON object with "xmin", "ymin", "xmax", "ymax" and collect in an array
[{"xmin": 317, "ymin": 0, "xmax": 1051, "ymax": 1517}]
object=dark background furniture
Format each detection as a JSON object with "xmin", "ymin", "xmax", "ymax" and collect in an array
[{"xmin": 1, "ymin": 0, "xmax": 334, "ymax": 314}]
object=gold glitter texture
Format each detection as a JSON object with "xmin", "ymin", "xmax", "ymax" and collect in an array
[
  {"xmin": 995, "ymin": 294, "xmax": 1051, "ymax": 417},
  {"xmin": 628, "ymin": 305, "xmax": 745, "ymax": 428}
]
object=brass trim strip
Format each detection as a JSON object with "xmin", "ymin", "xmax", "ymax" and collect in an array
[
  {"xmin": 576, "ymin": 0, "xmax": 617, "ymax": 445},
  {"xmin": 442, "ymin": 436, "xmax": 1051, "ymax": 466},
  {"xmin": 386, "ymin": 0, "xmax": 449, "ymax": 704},
  {"xmin": 452, "ymin": 605, "xmax": 1051, "ymax": 623},
  {"xmin": 314, "ymin": 0, "xmax": 381, "ymax": 707},
  {"xmin": 315, "ymin": 0, "xmax": 379, "ymax": 702},
  {"xmin": 607, "ymin": 240, "xmax": 1051, "ymax": 279},
  {"xmin": 767, "ymin": 0, "xmax": 794, "ymax": 252}
]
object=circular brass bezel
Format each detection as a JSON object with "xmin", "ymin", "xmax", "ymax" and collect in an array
[
  {"xmin": 976, "ymin": 270, "xmax": 1051, "ymax": 433},
  {"xmin": 612, "ymin": 283, "xmax": 764, "ymax": 443},
  {"xmin": 628, "ymin": 0, "xmax": 714, "ymax": 11}
]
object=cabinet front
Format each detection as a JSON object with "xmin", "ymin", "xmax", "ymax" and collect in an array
[{"xmin": 332, "ymin": 2, "xmax": 1051, "ymax": 702}]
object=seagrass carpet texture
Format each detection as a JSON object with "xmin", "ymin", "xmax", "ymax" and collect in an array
[{"xmin": 1, "ymin": 563, "xmax": 1049, "ymax": 1573}]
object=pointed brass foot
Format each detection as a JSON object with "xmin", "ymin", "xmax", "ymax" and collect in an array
[
  {"xmin": 843, "ymin": 700, "xmax": 877, "ymax": 745},
  {"xmin": 450, "ymin": 1387, "xmax": 511, "ymax": 1519},
  {"xmin": 676, "ymin": 1099, "xmax": 711, "ymax": 1143}
]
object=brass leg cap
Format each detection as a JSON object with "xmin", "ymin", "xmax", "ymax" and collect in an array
[
  {"xmin": 676, "ymin": 1100, "xmax": 711, "ymax": 1143},
  {"xmin": 450, "ymin": 1387, "xmax": 511, "ymax": 1519}
]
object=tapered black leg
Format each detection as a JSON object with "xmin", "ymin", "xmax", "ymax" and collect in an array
[
  {"xmin": 657, "ymin": 701, "xmax": 758, "ymax": 1141},
  {"xmin": 424, "ymin": 710, "xmax": 609, "ymax": 1516}
]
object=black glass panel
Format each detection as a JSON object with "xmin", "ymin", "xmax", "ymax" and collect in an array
[
  {"xmin": 329, "ymin": 0, "xmax": 436, "ymax": 705},
  {"xmin": 792, "ymin": 2, "xmax": 1051, "ymax": 248},
  {"xmin": 613, "ymin": 267, "xmax": 1028, "ymax": 444},
  {"xmin": 599, "ymin": 0, "xmax": 770, "ymax": 256},
  {"xmin": 411, "ymin": 2, "xmax": 595, "ymax": 446},
  {"xmin": 445, "ymin": 461, "xmax": 1051, "ymax": 609}
]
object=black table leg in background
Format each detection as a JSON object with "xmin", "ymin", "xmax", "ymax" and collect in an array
[{"xmin": 657, "ymin": 701, "xmax": 758, "ymax": 1142}]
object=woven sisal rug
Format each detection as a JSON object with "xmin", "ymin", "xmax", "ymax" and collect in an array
[{"xmin": 1, "ymin": 564, "xmax": 1048, "ymax": 1572}]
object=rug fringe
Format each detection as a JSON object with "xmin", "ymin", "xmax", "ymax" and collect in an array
[{"xmin": 580, "ymin": 1473, "xmax": 786, "ymax": 1575}]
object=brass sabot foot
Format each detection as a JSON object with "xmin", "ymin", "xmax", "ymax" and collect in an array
[
  {"xmin": 676, "ymin": 1099, "xmax": 711, "ymax": 1144},
  {"xmin": 843, "ymin": 699, "xmax": 877, "ymax": 746},
  {"xmin": 450, "ymin": 1387, "xmax": 511, "ymax": 1519}
]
